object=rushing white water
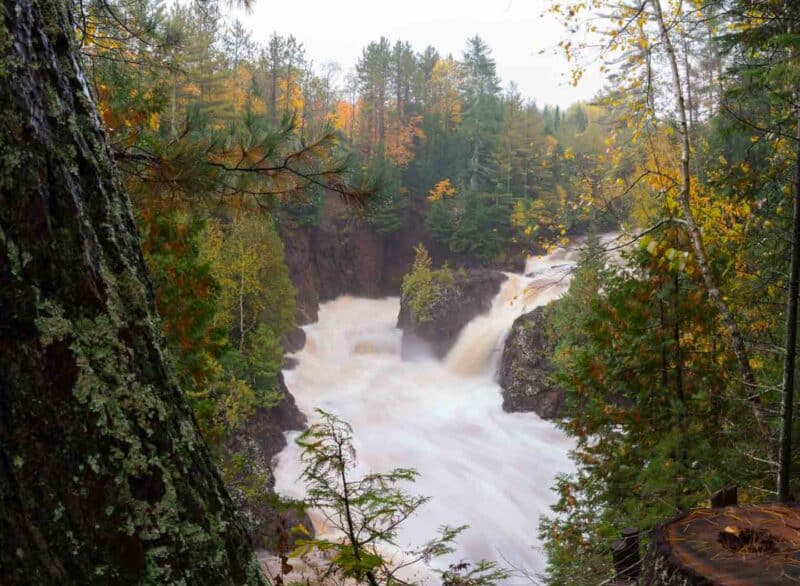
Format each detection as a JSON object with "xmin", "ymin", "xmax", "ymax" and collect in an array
[{"xmin": 273, "ymin": 247, "xmax": 582, "ymax": 582}]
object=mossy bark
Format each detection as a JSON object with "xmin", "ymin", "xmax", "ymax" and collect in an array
[{"xmin": 0, "ymin": 0, "xmax": 264, "ymax": 583}]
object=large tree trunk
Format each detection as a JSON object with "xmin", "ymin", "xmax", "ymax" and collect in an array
[{"xmin": 0, "ymin": 0, "xmax": 264, "ymax": 583}]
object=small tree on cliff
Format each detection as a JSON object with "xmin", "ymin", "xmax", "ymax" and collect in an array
[
  {"xmin": 401, "ymin": 244, "xmax": 438, "ymax": 324},
  {"xmin": 401, "ymin": 244, "xmax": 455, "ymax": 326}
]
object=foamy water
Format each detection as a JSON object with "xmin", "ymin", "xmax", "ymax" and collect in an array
[{"xmin": 273, "ymin": 246, "xmax": 584, "ymax": 582}]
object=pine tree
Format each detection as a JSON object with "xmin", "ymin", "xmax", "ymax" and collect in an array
[{"xmin": 460, "ymin": 36, "xmax": 502, "ymax": 193}]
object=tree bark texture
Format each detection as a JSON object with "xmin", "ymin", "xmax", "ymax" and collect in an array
[
  {"xmin": 0, "ymin": 0, "xmax": 264, "ymax": 583},
  {"xmin": 777, "ymin": 114, "xmax": 800, "ymax": 502},
  {"xmin": 642, "ymin": 505, "xmax": 800, "ymax": 585}
]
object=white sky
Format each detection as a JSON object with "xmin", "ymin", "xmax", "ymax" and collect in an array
[{"xmin": 229, "ymin": 0, "xmax": 605, "ymax": 108}]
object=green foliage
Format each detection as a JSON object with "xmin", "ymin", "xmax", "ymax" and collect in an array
[
  {"xmin": 176, "ymin": 213, "xmax": 295, "ymax": 439},
  {"xmin": 425, "ymin": 198, "xmax": 457, "ymax": 244},
  {"xmin": 362, "ymin": 156, "xmax": 407, "ymax": 233},
  {"xmin": 459, "ymin": 36, "xmax": 503, "ymax": 193},
  {"xmin": 281, "ymin": 190, "xmax": 324, "ymax": 228},
  {"xmin": 220, "ymin": 324, "xmax": 283, "ymax": 406},
  {"xmin": 335, "ymin": 31, "xmax": 624, "ymax": 259},
  {"xmin": 540, "ymin": 234, "xmax": 770, "ymax": 584},
  {"xmin": 427, "ymin": 191, "xmax": 515, "ymax": 260},
  {"xmin": 208, "ymin": 374, "xmax": 260, "ymax": 439},
  {"xmin": 242, "ymin": 324, "xmax": 284, "ymax": 406},
  {"xmin": 369, "ymin": 191, "xmax": 408, "ymax": 233},
  {"xmin": 139, "ymin": 209, "xmax": 293, "ymax": 446},
  {"xmin": 203, "ymin": 214, "xmax": 296, "ymax": 350},
  {"xmin": 439, "ymin": 560, "xmax": 512, "ymax": 586},
  {"xmin": 453, "ymin": 192, "xmax": 514, "ymax": 260},
  {"xmin": 401, "ymin": 244, "xmax": 455, "ymax": 324},
  {"xmin": 87, "ymin": 0, "xmax": 372, "ymax": 218},
  {"xmin": 293, "ymin": 410, "xmax": 510, "ymax": 586},
  {"xmin": 141, "ymin": 209, "xmax": 226, "ymax": 393}
]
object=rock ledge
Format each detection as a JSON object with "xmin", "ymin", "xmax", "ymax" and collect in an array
[{"xmin": 498, "ymin": 304, "xmax": 566, "ymax": 419}]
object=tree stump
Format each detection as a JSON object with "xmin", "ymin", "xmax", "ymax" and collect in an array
[{"xmin": 642, "ymin": 504, "xmax": 800, "ymax": 585}]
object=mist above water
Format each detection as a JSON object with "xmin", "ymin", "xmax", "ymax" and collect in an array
[{"xmin": 273, "ymin": 246, "xmax": 583, "ymax": 581}]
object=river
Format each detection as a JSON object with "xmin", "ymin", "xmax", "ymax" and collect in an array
[{"xmin": 273, "ymin": 246, "xmax": 581, "ymax": 581}]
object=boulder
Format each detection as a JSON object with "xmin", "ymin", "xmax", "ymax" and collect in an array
[
  {"xmin": 398, "ymin": 269, "xmax": 507, "ymax": 359},
  {"xmin": 498, "ymin": 303, "xmax": 566, "ymax": 419},
  {"xmin": 281, "ymin": 326, "xmax": 306, "ymax": 354}
]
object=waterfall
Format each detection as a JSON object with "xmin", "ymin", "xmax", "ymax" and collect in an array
[
  {"xmin": 444, "ymin": 252, "xmax": 579, "ymax": 377},
  {"xmin": 272, "ymin": 247, "xmax": 584, "ymax": 581}
]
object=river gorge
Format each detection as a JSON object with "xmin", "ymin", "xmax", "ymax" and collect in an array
[{"xmin": 273, "ymin": 246, "xmax": 582, "ymax": 579}]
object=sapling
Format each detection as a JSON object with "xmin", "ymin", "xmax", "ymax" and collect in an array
[{"xmin": 293, "ymin": 410, "xmax": 510, "ymax": 585}]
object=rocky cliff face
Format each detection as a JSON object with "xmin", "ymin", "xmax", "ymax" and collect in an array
[
  {"xmin": 397, "ymin": 269, "xmax": 508, "ymax": 359},
  {"xmin": 220, "ymin": 373, "xmax": 309, "ymax": 550},
  {"xmin": 281, "ymin": 222, "xmax": 322, "ymax": 325},
  {"xmin": 498, "ymin": 303, "xmax": 566, "ymax": 419},
  {"xmin": 282, "ymin": 198, "xmax": 386, "ymax": 325},
  {"xmin": 281, "ymin": 197, "xmax": 455, "ymax": 327}
]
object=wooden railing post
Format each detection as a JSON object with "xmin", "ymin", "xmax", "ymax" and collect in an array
[
  {"xmin": 710, "ymin": 485, "xmax": 738, "ymax": 508},
  {"xmin": 612, "ymin": 526, "xmax": 641, "ymax": 582}
]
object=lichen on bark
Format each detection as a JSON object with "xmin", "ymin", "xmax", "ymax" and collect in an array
[{"xmin": 0, "ymin": 0, "xmax": 265, "ymax": 583}]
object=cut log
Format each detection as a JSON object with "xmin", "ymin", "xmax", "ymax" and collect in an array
[{"xmin": 642, "ymin": 504, "xmax": 800, "ymax": 585}]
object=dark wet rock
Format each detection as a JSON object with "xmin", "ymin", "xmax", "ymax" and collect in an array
[
  {"xmin": 220, "ymin": 373, "xmax": 311, "ymax": 550},
  {"xmin": 281, "ymin": 197, "xmax": 387, "ymax": 326},
  {"xmin": 282, "ymin": 355, "xmax": 299, "ymax": 371},
  {"xmin": 281, "ymin": 326, "xmax": 306, "ymax": 354},
  {"xmin": 281, "ymin": 223, "xmax": 321, "ymax": 325},
  {"xmin": 498, "ymin": 303, "xmax": 566, "ymax": 419},
  {"xmin": 397, "ymin": 269, "xmax": 508, "ymax": 359},
  {"xmin": 280, "ymin": 196, "xmax": 511, "ymax": 327}
]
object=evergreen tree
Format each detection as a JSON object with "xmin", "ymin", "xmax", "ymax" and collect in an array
[
  {"xmin": 294, "ymin": 410, "xmax": 510, "ymax": 585},
  {"xmin": 459, "ymin": 36, "xmax": 502, "ymax": 192},
  {"xmin": 541, "ymin": 234, "xmax": 765, "ymax": 584},
  {"xmin": 357, "ymin": 37, "xmax": 393, "ymax": 156},
  {"xmin": 140, "ymin": 209, "xmax": 226, "ymax": 395}
]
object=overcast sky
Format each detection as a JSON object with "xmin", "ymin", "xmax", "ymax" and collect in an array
[{"xmin": 229, "ymin": 0, "xmax": 605, "ymax": 108}]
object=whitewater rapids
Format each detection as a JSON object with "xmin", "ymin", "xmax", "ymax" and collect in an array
[{"xmin": 273, "ymin": 248, "xmax": 581, "ymax": 581}]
